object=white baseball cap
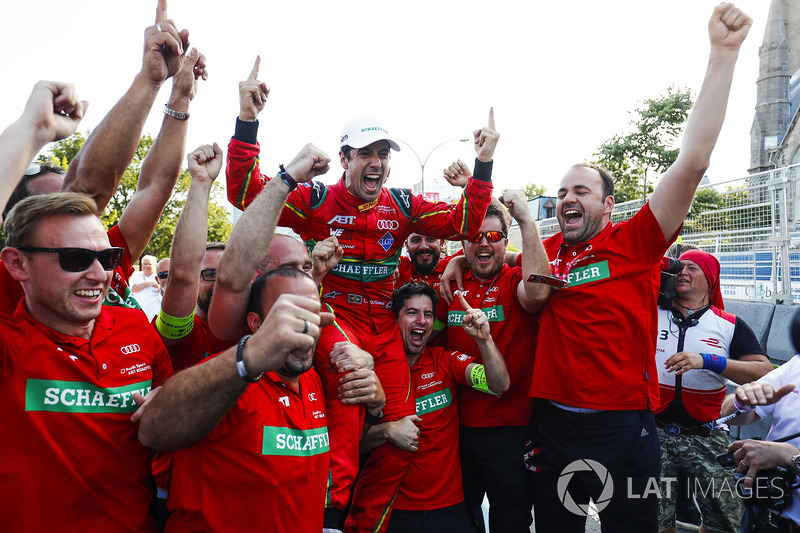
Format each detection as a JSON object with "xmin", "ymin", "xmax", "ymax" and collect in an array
[{"xmin": 339, "ymin": 114, "xmax": 401, "ymax": 151}]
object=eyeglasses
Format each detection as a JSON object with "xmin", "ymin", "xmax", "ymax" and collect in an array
[
  {"xmin": 16, "ymin": 247, "xmax": 124, "ymax": 272},
  {"xmin": 200, "ymin": 268, "xmax": 217, "ymax": 282},
  {"xmin": 157, "ymin": 271, "xmax": 169, "ymax": 280},
  {"xmin": 466, "ymin": 231, "xmax": 506, "ymax": 243}
]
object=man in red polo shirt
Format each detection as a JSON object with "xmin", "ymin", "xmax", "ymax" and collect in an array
[
  {"xmin": 139, "ymin": 267, "xmax": 385, "ymax": 533},
  {"xmin": 0, "ymin": 192, "xmax": 173, "ymax": 531},
  {"xmin": 439, "ymin": 190, "xmax": 551, "ymax": 532},
  {"xmin": 526, "ymin": 5, "xmax": 752, "ymax": 531},
  {"xmin": 364, "ymin": 281, "xmax": 510, "ymax": 533}
]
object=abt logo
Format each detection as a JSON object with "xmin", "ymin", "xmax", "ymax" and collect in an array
[
  {"xmin": 121, "ymin": 344, "xmax": 141, "ymax": 355},
  {"xmin": 328, "ymin": 215, "xmax": 356, "ymax": 225},
  {"xmin": 377, "ymin": 220, "xmax": 399, "ymax": 230}
]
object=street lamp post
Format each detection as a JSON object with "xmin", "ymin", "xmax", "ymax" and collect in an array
[{"xmin": 395, "ymin": 138, "xmax": 469, "ymax": 194}]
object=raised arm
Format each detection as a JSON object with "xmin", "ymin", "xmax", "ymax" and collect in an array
[
  {"xmin": 208, "ymin": 144, "xmax": 331, "ymax": 340},
  {"xmin": 0, "ymin": 81, "xmax": 86, "ymax": 219},
  {"xmin": 500, "ymin": 189, "xmax": 551, "ymax": 314},
  {"xmin": 117, "ymin": 48, "xmax": 206, "ymax": 260},
  {"xmin": 156, "ymin": 144, "xmax": 221, "ymax": 345},
  {"xmin": 226, "ymin": 56, "xmax": 271, "ymax": 210},
  {"xmin": 458, "ymin": 293, "xmax": 510, "ymax": 394},
  {"xmin": 412, "ymin": 109, "xmax": 497, "ymax": 240},
  {"xmin": 648, "ymin": 3, "xmax": 751, "ymax": 240},
  {"xmin": 63, "ymin": 0, "xmax": 189, "ymax": 212},
  {"xmin": 139, "ymin": 293, "xmax": 332, "ymax": 451}
]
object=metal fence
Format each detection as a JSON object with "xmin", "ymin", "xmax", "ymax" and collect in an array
[{"xmin": 532, "ymin": 163, "xmax": 800, "ymax": 304}]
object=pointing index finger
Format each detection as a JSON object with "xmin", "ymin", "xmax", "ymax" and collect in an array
[
  {"xmin": 248, "ymin": 56, "xmax": 261, "ymax": 81},
  {"xmin": 487, "ymin": 107, "xmax": 495, "ymax": 130},
  {"xmin": 155, "ymin": 0, "xmax": 168, "ymax": 23},
  {"xmin": 457, "ymin": 292, "xmax": 474, "ymax": 313}
]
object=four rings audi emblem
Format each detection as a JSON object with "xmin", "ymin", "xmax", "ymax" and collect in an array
[
  {"xmin": 121, "ymin": 344, "xmax": 141, "ymax": 354},
  {"xmin": 377, "ymin": 220, "xmax": 399, "ymax": 230}
]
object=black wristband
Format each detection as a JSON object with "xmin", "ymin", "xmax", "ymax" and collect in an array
[
  {"xmin": 233, "ymin": 117, "xmax": 259, "ymax": 144},
  {"xmin": 278, "ymin": 165, "xmax": 297, "ymax": 191},
  {"xmin": 364, "ymin": 409, "xmax": 384, "ymax": 425},
  {"xmin": 472, "ymin": 158, "xmax": 493, "ymax": 182},
  {"xmin": 236, "ymin": 334, "xmax": 263, "ymax": 383}
]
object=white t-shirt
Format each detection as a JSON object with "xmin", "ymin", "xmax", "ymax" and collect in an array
[
  {"xmin": 130, "ymin": 270, "xmax": 161, "ymax": 321},
  {"xmin": 755, "ymin": 355, "xmax": 800, "ymax": 525}
]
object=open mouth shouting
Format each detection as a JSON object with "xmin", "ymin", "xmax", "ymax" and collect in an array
[
  {"xmin": 362, "ymin": 172, "xmax": 382, "ymax": 194},
  {"xmin": 563, "ymin": 208, "xmax": 583, "ymax": 229}
]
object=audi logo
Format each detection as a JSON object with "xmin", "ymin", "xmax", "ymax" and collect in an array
[
  {"xmin": 121, "ymin": 344, "xmax": 141, "ymax": 355},
  {"xmin": 377, "ymin": 220, "xmax": 399, "ymax": 230},
  {"xmin": 422, "ymin": 372, "xmax": 435, "ymax": 379}
]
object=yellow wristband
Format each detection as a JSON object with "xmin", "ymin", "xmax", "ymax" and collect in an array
[
  {"xmin": 155, "ymin": 308, "xmax": 195, "ymax": 340},
  {"xmin": 470, "ymin": 364, "xmax": 495, "ymax": 395}
]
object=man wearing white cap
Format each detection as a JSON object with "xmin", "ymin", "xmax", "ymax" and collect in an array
[{"xmin": 223, "ymin": 57, "xmax": 497, "ymax": 533}]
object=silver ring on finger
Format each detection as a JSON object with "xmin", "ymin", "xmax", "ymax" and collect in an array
[
  {"xmin": 301, "ymin": 320, "xmax": 309, "ymax": 334},
  {"xmin": 156, "ymin": 23, "xmax": 162, "ymax": 32}
]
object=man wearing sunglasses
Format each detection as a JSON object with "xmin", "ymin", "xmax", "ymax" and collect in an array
[
  {"xmin": 436, "ymin": 192, "xmax": 551, "ymax": 532},
  {"xmin": 0, "ymin": 192, "xmax": 173, "ymax": 531},
  {"xmin": 0, "ymin": 0, "xmax": 206, "ymax": 318},
  {"xmin": 527, "ymin": 5, "xmax": 752, "ymax": 532}
]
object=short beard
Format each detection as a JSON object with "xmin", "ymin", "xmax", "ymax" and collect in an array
[
  {"xmin": 410, "ymin": 251, "xmax": 440, "ymax": 276},
  {"xmin": 196, "ymin": 287, "xmax": 213, "ymax": 314}
]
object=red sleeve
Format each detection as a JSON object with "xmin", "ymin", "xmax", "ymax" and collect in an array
[
  {"xmin": 107, "ymin": 225, "xmax": 133, "ymax": 283},
  {"xmin": 226, "ymin": 138, "xmax": 268, "ymax": 211},
  {"xmin": 225, "ymin": 138, "xmax": 313, "ymax": 231},
  {"xmin": 410, "ymin": 178, "xmax": 492, "ymax": 240},
  {"xmin": 447, "ymin": 349, "xmax": 475, "ymax": 387}
]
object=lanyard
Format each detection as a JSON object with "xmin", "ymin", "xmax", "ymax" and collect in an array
[{"xmin": 552, "ymin": 243, "xmax": 593, "ymax": 284}]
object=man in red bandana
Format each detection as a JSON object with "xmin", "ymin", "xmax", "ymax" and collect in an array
[{"xmin": 654, "ymin": 249, "xmax": 773, "ymax": 533}]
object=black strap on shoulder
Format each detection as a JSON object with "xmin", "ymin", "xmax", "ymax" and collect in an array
[
  {"xmin": 309, "ymin": 181, "xmax": 328, "ymax": 211},
  {"xmin": 389, "ymin": 188, "xmax": 413, "ymax": 219}
]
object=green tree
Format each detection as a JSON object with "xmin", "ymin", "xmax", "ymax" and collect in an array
[
  {"xmin": 593, "ymin": 86, "xmax": 693, "ymax": 203},
  {"xmin": 521, "ymin": 182, "xmax": 548, "ymax": 200},
  {"xmin": 44, "ymin": 132, "xmax": 233, "ymax": 260}
]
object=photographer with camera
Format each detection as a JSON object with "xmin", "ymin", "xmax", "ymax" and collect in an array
[
  {"xmin": 655, "ymin": 249, "xmax": 773, "ymax": 533},
  {"xmin": 721, "ymin": 353, "xmax": 800, "ymax": 532}
]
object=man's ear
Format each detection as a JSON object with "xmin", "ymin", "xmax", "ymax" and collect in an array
[
  {"xmin": 246, "ymin": 311, "xmax": 263, "ymax": 334},
  {"xmin": 603, "ymin": 195, "xmax": 615, "ymax": 217},
  {"xmin": 0, "ymin": 247, "xmax": 31, "ymax": 282},
  {"xmin": 339, "ymin": 150, "xmax": 349, "ymax": 171}
]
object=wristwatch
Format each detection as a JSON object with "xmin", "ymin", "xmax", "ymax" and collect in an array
[{"xmin": 790, "ymin": 453, "xmax": 800, "ymax": 476}]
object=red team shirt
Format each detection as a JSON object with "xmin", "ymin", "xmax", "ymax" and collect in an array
[
  {"xmin": 396, "ymin": 346, "xmax": 474, "ymax": 511},
  {"xmin": 0, "ymin": 302, "xmax": 173, "ymax": 532},
  {"xmin": 531, "ymin": 203, "xmax": 673, "ymax": 410},
  {"xmin": 441, "ymin": 264, "xmax": 538, "ymax": 427},
  {"xmin": 166, "ymin": 365, "xmax": 330, "ymax": 533}
]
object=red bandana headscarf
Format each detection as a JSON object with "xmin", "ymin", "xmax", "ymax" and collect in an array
[{"xmin": 680, "ymin": 249, "xmax": 724, "ymax": 310}]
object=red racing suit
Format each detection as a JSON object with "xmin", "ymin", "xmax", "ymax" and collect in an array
[{"xmin": 227, "ymin": 119, "xmax": 493, "ymax": 532}]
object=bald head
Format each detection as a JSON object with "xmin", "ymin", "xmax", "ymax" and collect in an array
[{"xmin": 258, "ymin": 234, "xmax": 312, "ymax": 275}]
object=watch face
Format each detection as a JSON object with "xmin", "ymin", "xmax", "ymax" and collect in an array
[{"xmin": 793, "ymin": 454, "xmax": 800, "ymax": 472}]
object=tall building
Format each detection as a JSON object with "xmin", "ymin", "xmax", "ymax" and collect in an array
[{"xmin": 750, "ymin": 0, "xmax": 800, "ymax": 173}]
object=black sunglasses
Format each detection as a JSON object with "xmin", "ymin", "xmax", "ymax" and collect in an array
[
  {"xmin": 466, "ymin": 230, "xmax": 506, "ymax": 243},
  {"xmin": 157, "ymin": 271, "xmax": 169, "ymax": 280},
  {"xmin": 16, "ymin": 247, "xmax": 124, "ymax": 272},
  {"xmin": 200, "ymin": 268, "xmax": 217, "ymax": 282}
]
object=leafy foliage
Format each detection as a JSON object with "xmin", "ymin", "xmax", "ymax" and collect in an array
[
  {"xmin": 593, "ymin": 87, "xmax": 693, "ymax": 203},
  {"xmin": 44, "ymin": 132, "xmax": 233, "ymax": 260}
]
